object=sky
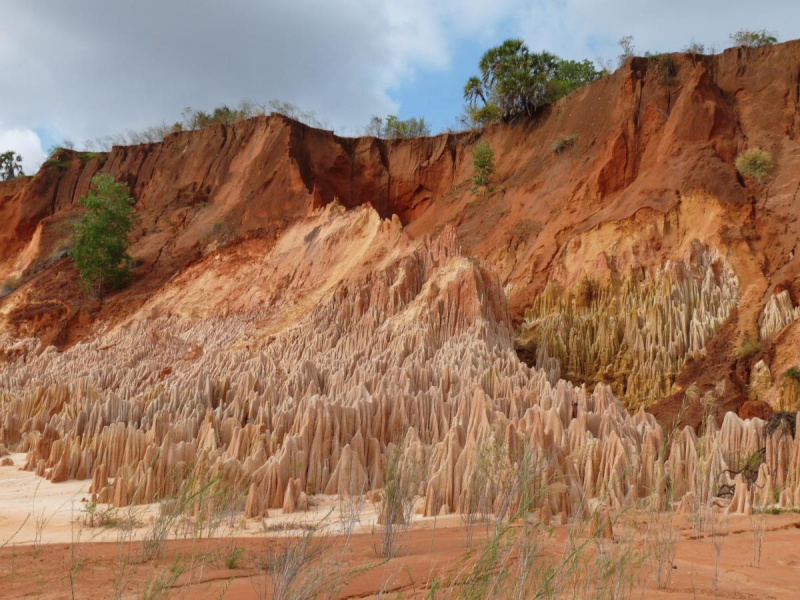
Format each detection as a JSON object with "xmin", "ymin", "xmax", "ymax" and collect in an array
[{"xmin": 2, "ymin": 0, "xmax": 800, "ymax": 174}]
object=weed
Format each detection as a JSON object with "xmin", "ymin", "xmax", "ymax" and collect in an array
[
  {"xmin": 552, "ymin": 133, "xmax": 579, "ymax": 154},
  {"xmin": 738, "ymin": 333, "xmax": 761, "ymax": 359},
  {"xmin": 224, "ymin": 545, "xmax": 245, "ymax": 569}
]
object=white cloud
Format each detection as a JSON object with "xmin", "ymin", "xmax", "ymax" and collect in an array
[
  {"xmin": 2, "ymin": 0, "xmax": 799, "ymax": 174},
  {"xmin": 0, "ymin": 127, "xmax": 46, "ymax": 176},
  {"xmin": 0, "ymin": 1, "xmax": 517, "ymax": 157}
]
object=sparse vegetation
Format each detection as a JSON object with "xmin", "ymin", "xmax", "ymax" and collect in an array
[
  {"xmin": 735, "ymin": 147, "xmax": 775, "ymax": 182},
  {"xmin": 224, "ymin": 545, "xmax": 244, "ymax": 569},
  {"xmin": 730, "ymin": 29, "xmax": 778, "ymax": 48},
  {"xmin": 683, "ymin": 39, "xmax": 706, "ymax": 54},
  {"xmin": 83, "ymin": 99, "xmax": 327, "ymax": 151},
  {"xmin": 653, "ymin": 54, "xmax": 677, "ymax": 86},
  {"xmin": 552, "ymin": 132, "xmax": 579, "ymax": 154},
  {"xmin": 365, "ymin": 115, "xmax": 431, "ymax": 139},
  {"xmin": 618, "ymin": 35, "xmax": 636, "ymax": 67},
  {"xmin": 69, "ymin": 174, "xmax": 139, "ymax": 296},
  {"xmin": 376, "ymin": 444, "xmax": 422, "ymax": 558},
  {"xmin": 470, "ymin": 141, "xmax": 495, "ymax": 198},
  {"xmin": 0, "ymin": 276, "xmax": 21, "ymax": 298},
  {"xmin": 738, "ymin": 333, "xmax": 762, "ymax": 359}
]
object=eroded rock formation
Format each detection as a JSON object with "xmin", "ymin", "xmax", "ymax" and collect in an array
[{"xmin": 1, "ymin": 41, "xmax": 800, "ymax": 520}]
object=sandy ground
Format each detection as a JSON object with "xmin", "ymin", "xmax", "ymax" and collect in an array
[{"xmin": 3, "ymin": 456, "xmax": 800, "ymax": 599}]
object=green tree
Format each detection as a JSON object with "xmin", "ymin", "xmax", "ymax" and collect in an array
[
  {"xmin": 730, "ymin": 30, "xmax": 778, "ymax": 48},
  {"xmin": 471, "ymin": 141, "xmax": 495, "ymax": 198},
  {"xmin": 463, "ymin": 39, "xmax": 600, "ymax": 123},
  {"xmin": 69, "ymin": 174, "xmax": 138, "ymax": 296},
  {"xmin": 0, "ymin": 151, "xmax": 24, "ymax": 180}
]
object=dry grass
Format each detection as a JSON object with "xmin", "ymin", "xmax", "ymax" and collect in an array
[{"xmin": 735, "ymin": 148, "xmax": 775, "ymax": 182}]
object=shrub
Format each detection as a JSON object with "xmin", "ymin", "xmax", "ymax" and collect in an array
[
  {"xmin": 735, "ymin": 148, "xmax": 775, "ymax": 181},
  {"xmin": 730, "ymin": 30, "xmax": 778, "ymax": 48},
  {"xmin": 552, "ymin": 133, "xmax": 579, "ymax": 154},
  {"xmin": 738, "ymin": 333, "xmax": 762, "ymax": 359},
  {"xmin": 376, "ymin": 445, "xmax": 421, "ymax": 558},
  {"xmin": 471, "ymin": 141, "xmax": 495, "ymax": 197},
  {"xmin": 655, "ymin": 54, "xmax": 677, "ymax": 86},
  {"xmin": 0, "ymin": 277, "xmax": 21, "ymax": 297},
  {"xmin": 617, "ymin": 35, "xmax": 635, "ymax": 67},
  {"xmin": 683, "ymin": 40, "xmax": 706, "ymax": 54},
  {"xmin": 366, "ymin": 115, "xmax": 431, "ymax": 139},
  {"xmin": 69, "ymin": 174, "xmax": 139, "ymax": 296},
  {"xmin": 786, "ymin": 366, "xmax": 800, "ymax": 382}
]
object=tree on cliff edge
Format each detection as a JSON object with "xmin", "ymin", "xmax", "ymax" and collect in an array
[
  {"xmin": 69, "ymin": 174, "xmax": 138, "ymax": 296},
  {"xmin": 0, "ymin": 151, "xmax": 24, "ymax": 180}
]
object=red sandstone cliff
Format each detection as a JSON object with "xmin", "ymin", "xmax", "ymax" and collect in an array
[{"xmin": 1, "ymin": 41, "xmax": 800, "ymax": 427}]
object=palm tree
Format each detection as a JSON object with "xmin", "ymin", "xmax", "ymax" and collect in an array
[{"xmin": 463, "ymin": 76, "xmax": 486, "ymax": 108}]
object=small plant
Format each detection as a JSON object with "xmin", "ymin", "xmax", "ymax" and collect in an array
[
  {"xmin": 735, "ymin": 148, "xmax": 775, "ymax": 182},
  {"xmin": 655, "ymin": 54, "xmax": 677, "ymax": 86},
  {"xmin": 224, "ymin": 545, "xmax": 245, "ymax": 569},
  {"xmin": 376, "ymin": 444, "xmax": 422, "ymax": 558},
  {"xmin": 69, "ymin": 174, "xmax": 139, "ymax": 296},
  {"xmin": 730, "ymin": 30, "xmax": 778, "ymax": 48},
  {"xmin": 738, "ymin": 333, "xmax": 761, "ymax": 359},
  {"xmin": 785, "ymin": 366, "xmax": 800, "ymax": 383},
  {"xmin": 617, "ymin": 35, "xmax": 635, "ymax": 67},
  {"xmin": 683, "ymin": 40, "xmax": 706, "ymax": 54},
  {"xmin": 141, "ymin": 558, "xmax": 186, "ymax": 600},
  {"xmin": 471, "ymin": 141, "xmax": 495, "ymax": 198},
  {"xmin": 750, "ymin": 512, "xmax": 766, "ymax": 567},
  {"xmin": 710, "ymin": 515, "xmax": 728, "ymax": 598},
  {"xmin": 552, "ymin": 133, "xmax": 579, "ymax": 154},
  {"xmin": 0, "ymin": 276, "xmax": 21, "ymax": 298},
  {"xmin": 366, "ymin": 115, "xmax": 431, "ymax": 139}
]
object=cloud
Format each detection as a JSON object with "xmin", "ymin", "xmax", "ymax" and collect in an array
[
  {"xmin": 513, "ymin": 0, "xmax": 800, "ymax": 63},
  {"xmin": 2, "ymin": 0, "xmax": 799, "ymax": 174},
  {"xmin": 0, "ymin": 1, "xmax": 516, "ymax": 152},
  {"xmin": 0, "ymin": 127, "xmax": 46, "ymax": 175}
]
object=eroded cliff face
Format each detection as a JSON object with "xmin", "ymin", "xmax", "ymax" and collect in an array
[{"xmin": 1, "ymin": 41, "xmax": 800, "ymax": 517}]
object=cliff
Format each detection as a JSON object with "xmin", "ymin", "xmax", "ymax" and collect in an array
[{"xmin": 1, "ymin": 41, "xmax": 799, "ymax": 517}]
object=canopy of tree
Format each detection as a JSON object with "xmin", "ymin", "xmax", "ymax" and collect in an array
[
  {"xmin": 0, "ymin": 151, "xmax": 24, "ymax": 180},
  {"xmin": 464, "ymin": 39, "xmax": 601, "ymax": 123},
  {"xmin": 69, "ymin": 174, "xmax": 138, "ymax": 296}
]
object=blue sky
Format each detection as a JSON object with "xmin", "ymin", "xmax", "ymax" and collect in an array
[{"xmin": 3, "ymin": 0, "xmax": 800, "ymax": 172}]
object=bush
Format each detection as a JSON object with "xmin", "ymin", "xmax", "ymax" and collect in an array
[
  {"xmin": 471, "ymin": 141, "xmax": 495, "ymax": 197},
  {"xmin": 365, "ymin": 115, "xmax": 431, "ymax": 139},
  {"xmin": 655, "ymin": 54, "xmax": 677, "ymax": 86},
  {"xmin": 69, "ymin": 174, "xmax": 139, "ymax": 296},
  {"xmin": 738, "ymin": 333, "xmax": 762, "ymax": 359},
  {"xmin": 552, "ymin": 133, "xmax": 579, "ymax": 154},
  {"xmin": 730, "ymin": 30, "xmax": 778, "ymax": 48},
  {"xmin": 0, "ymin": 277, "xmax": 21, "ymax": 298},
  {"xmin": 735, "ymin": 148, "xmax": 775, "ymax": 182}
]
